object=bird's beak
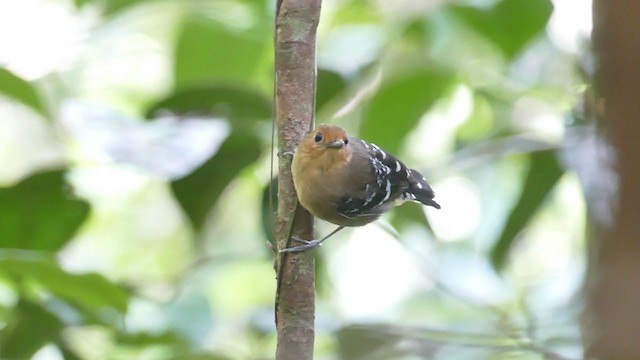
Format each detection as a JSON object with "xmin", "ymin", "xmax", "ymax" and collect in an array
[{"xmin": 325, "ymin": 139, "xmax": 345, "ymax": 149}]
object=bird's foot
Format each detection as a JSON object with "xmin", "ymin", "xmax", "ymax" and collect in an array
[
  {"xmin": 279, "ymin": 236, "xmax": 323, "ymax": 253},
  {"xmin": 279, "ymin": 151, "xmax": 294, "ymax": 159}
]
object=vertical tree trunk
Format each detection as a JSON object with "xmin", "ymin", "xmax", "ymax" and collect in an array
[
  {"xmin": 584, "ymin": 1, "xmax": 640, "ymax": 358},
  {"xmin": 274, "ymin": 0, "xmax": 321, "ymax": 359}
]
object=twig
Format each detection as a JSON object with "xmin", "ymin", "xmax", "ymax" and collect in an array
[{"xmin": 273, "ymin": 1, "xmax": 322, "ymax": 359}]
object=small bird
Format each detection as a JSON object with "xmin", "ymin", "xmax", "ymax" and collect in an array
[{"xmin": 282, "ymin": 124, "xmax": 440, "ymax": 252}]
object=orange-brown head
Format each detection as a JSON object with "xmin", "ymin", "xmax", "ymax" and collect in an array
[
  {"xmin": 297, "ymin": 124, "xmax": 350, "ymax": 156},
  {"xmin": 293, "ymin": 124, "xmax": 353, "ymax": 176}
]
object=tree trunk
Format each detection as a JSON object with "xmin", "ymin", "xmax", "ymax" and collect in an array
[
  {"xmin": 274, "ymin": 0, "xmax": 321, "ymax": 359},
  {"xmin": 584, "ymin": 1, "xmax": 640, "ymax": 358}
]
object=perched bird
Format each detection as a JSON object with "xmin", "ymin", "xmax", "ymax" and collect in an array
[{"xmin": 282, "ymin": 124, "xmax": 440, "ymax": 252}]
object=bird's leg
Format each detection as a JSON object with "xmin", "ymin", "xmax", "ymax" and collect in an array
[
  {"xmin": 280, "ymin": 226, "xmax": 345, "ymax": 253},
  {"xmin": 279, "ymin": 151, "xmax": 294, "ymax": 158}
]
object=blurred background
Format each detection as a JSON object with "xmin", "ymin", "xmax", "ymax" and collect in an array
[{"xmin": 0, "ymin": 0, "xmax": 595, "ymax": 359}]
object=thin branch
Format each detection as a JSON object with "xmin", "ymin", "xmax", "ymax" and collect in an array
[
  {"xmin": 273, "ymin": 0, "xmax": 322, "ymax": 359},
  {"xmin": 584, "ymin": 0, "xmax": 640, "ymax": 358}
]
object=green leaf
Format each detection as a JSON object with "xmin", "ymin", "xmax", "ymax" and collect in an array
[
  {"xmin": 0, "ymin": 67, "xmax": 49, "ymax": 119},
  {"xmin": 172, "ymin": 133, "xmax": 262, "ymax": 232},
  {"xmin": 491, "ymin": 150, "xmax": 564, "ymax": 270},
  {"xmin": 174, "ymin": 16, "xmax": 269, "ymax": 89},
  {"xmin": 0, "ymin": 170, "xmax": 90, "ymax": 251},
  {"xmin": 0, "ymin": 299, "xmax": 63, "ymax": 359},
  {"xmin": 317, "ymin": 69, "xmax": 347, "ymax": 111},
  {"xmin": 360, "ymin": 70, "xmax": 452, "ymax": 154},
  {"xmin": 450, "ymin": 0, "xmax": 554, "ymax": 59},
  {"xmin": 0, "ymin": 251, "xmax": 129, "ymax": 314},
  {"xmin": 146, "ymin": 85, "xmax": 271, "ymax": 128}
]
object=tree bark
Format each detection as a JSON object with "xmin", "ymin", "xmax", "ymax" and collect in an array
[
  {"xmin": 584, "ymin": 1, "xmax": 640, "ymax": 358},
  {"xmin": 274, "ymin": 0, "xmax": 321, "ymax": 359}
]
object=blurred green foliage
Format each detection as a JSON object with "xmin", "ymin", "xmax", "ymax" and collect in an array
[
  {"xmin": 0, "ymin": 0, "xmax": 590, "ymax": 358},
  {"xmin": 173, "ymin": 133, "xmax": 262, "ymax": 232},
  {"xmin": 0, "ymin": 68, "xmax": 50, "ymax": 119},
  {"xmin": 0, "ymin": 170, "xmax": 90, "ymax": 251},
  {"xmin": 361, "ymin": 70, "xmax": 452, "ymax": 154},
  {"xmin": 450, "ymin": 0, "xmax": 553, "ymax": 59}
]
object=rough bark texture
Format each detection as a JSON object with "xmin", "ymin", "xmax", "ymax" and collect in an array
[
  {"xmin": 274, "ymin": 0, "xmax": 321, "ymax": 359},
  {"xmin": 584, "ymin": 1, "xmax": 640, "ymax": 358}
]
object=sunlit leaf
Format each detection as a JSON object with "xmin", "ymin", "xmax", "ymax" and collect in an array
[
  {"xmin": 450, "ymin": 0, "xmax": 553, "ymax": 59},
  {"xmin": 0, "ymin": 170, "xmax": 90, "ymax": 252},
  {"xmin": 0, "ymin": 299, "xmax": 63, "ymax": 359},
  {"xmin": 172, "ymin": 133, "xmax": 262, "ymax": 232},
  {"xmin": 0, "ymin": 251, "xmax": 129, "ymax": 314},
  {"xmin": 174, "ymin": 16, "xmax": 269, "ymax": 89},
  {"xmin": 0, "ymin": 67, "xmax": 49, "ymax": 119},
  {"xmin": 146, "ymin": 85, "xmax": 271, "ymax": 128},
  {"xmin": 317, "ymin": 69, "xmax": 347, "ymax": 111},
  {"xmin": 360, "ymin": 70, "xmax": 452, "ymax": 154},
  {"xmin": 491, "ymin": 150, "xmax": 564, "ymax": 270}
]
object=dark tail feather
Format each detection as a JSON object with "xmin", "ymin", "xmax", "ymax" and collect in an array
[
  {"xmin": 413, "ymin": 188, "xmax": 441, "ymax": 209},
  {"xmin": 407, "ymin": 168, "xmax": 441, "ymax": 209}
]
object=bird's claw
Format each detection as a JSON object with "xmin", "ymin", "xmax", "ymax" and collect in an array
[
  {"xmin": 279, "ymin": 151, "xmax": 294, "ymax": 159},
  {"xmin": 279, "ymin": 237, "xmax": 323, "ymax": 253},
  {"xmin": 291, "ymin": 235, "xmax": 309, "ymax": 244}
]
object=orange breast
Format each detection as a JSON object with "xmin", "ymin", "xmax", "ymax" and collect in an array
[{"xmin": 291, "ymin": 145, "xmax": 380, "ymax": 227}]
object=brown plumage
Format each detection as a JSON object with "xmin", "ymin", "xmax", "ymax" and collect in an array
[{"xmin": 282, "ymin": 124, "xmax": 440, "ymax": 252}]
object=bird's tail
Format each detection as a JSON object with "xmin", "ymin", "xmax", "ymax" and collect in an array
[
  {"xmin": 407, "ymin": 168, "xmax": 441, "ymax": 209},
  {"xmin": 414, "ymin": 189, "xmax": 441, "ymax": 209}
]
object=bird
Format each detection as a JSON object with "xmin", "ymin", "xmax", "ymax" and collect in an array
[{"xmin": 281, "ymin": 124, "xmax": 440, "ymax": 252}]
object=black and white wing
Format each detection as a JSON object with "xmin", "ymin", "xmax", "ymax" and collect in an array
[{"xmin": 337, "ymin": 138, "xmax": 440, "ymax": 220}]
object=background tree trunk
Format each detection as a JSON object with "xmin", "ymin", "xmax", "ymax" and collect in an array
[
  {"xmin": 274, "ymin": 0, "xmax": 321, "ymax": 359},
  {"xmin": 585, "ymin": 1, "xmax": 640, "ymax": 358}
]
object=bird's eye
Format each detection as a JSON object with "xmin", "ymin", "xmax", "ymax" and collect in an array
[
  {"xmin": 314, "ymin": 132, "xmax": 323, "ymax": 143},
  {"xmin": 343, "ymin": 138, "xmax": 349, "ymax": 145}
]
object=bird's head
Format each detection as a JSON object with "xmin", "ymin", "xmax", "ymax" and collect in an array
[
  {"xmin": 297, "ymin": 124, "xmax": 351, "ymax": 163},
  {"xmin": 307, "ymin": 124, "xmax": 349, "ymax": 148}
]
